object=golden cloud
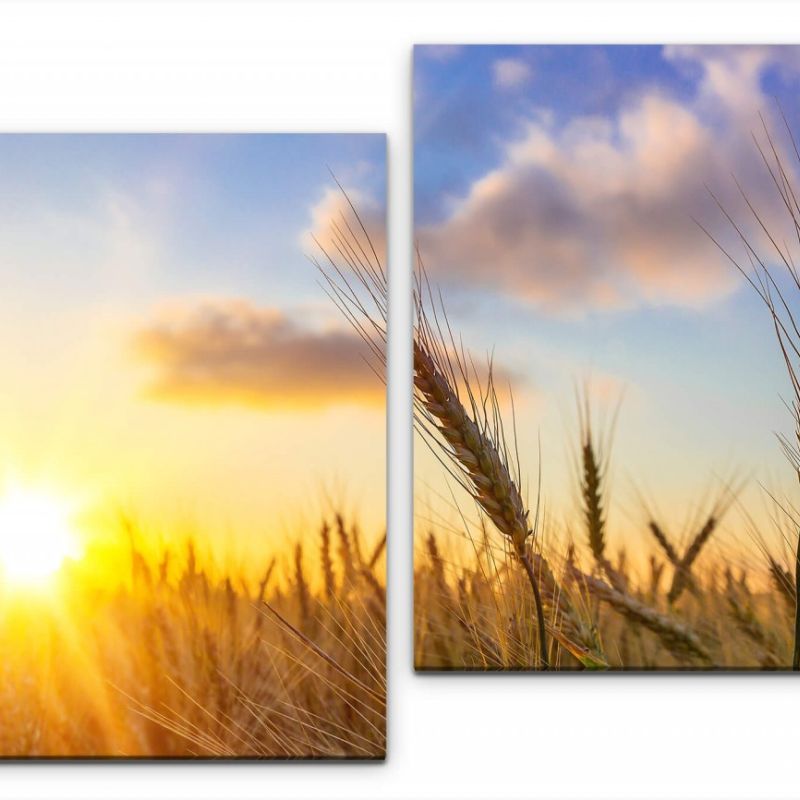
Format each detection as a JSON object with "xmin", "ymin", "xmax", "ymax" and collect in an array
[{"xmin": 132, "ymin": 299, "xmax": 383, "ymax": 411}]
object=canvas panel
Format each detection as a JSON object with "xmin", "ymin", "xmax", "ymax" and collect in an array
[
  {"xmin": 0, "ymin": 133, "xmax": 387, "ymax": 756},
  {"xmin": 413, "ymin": 44, "xmax": 800, "ymax": 671}
]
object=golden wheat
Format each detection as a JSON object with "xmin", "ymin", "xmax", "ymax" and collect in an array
[{"xmin": 0, "ymin": 514, "xmax": 386, "ymax": 757}]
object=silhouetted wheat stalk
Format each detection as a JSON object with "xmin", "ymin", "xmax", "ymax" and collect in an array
[
  {"xmin": 578, "ymin": 395, "xmax": 627, "ymax": 592},
  {"xmin": 320, "ymin": 522, "xmax": 335, "ymax": 600},
  {"xmin": 667, "ymin": 515, "xmax": 718, "ymax": 605},
  {"xmin": 648, "ymin": 521, "xmax": 680, "ymax": 568}
]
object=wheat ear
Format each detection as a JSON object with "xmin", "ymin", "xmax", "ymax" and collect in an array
[
  {"xmin": 577, "ymin": 393, "xmax": 627, "ymax": 592},
  {"xmin": 667, "ymin": 515, "xmax": 717, "ymax": 604},
  {"xmin": 413, "ymin": 343, "xmax": 530, "ymax": 552},
  {"xmin": 581, "ymin": 436, "xmax": 605, "ymax": 558},
  {"xmin": 648, "ymin": 521, "xmax": 680, "ymax": 566},
  {"xmin": 413, "ymin": 338, "xmax": 549, "ymax": 668},
  {"xmin": 294, "ymin": 543, "xmax": 309, "ymax": 621},
  {"xmin": 320, "ymin": 521, "xmax": 335, "ymax": 600}
]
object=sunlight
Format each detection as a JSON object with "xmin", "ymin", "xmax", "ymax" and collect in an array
[{"xmin": 0, "ymin": 484, "xmax": 81, "ymax": 586}]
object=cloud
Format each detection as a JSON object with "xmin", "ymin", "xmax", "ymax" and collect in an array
[
  {"xmin": 132, "ymin": 299, "xmax": 382, "ymax": 410},
  {"xmin": 492, "ymin": 58, "xmax": 533, "ymax": 90},
  {"xmin": 419, "ymin": 45, "xmax": 797, "ymax": 314},
  {"xmin": 303, "ymin": 184, "xmax": 386, "ymax": 268},
  {"xmin": 664, "ymin": 45, "xmax": 800, "ymax": 118}
]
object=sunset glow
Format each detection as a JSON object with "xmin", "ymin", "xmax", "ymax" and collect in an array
[{"xmin": 0, "ymin": 484, "xmax": 80, "ymax": 586}]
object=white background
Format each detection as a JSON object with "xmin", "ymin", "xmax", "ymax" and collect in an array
[{"xmin": 0, "ymin": 2, "xmax": 798, "ymax": 798}]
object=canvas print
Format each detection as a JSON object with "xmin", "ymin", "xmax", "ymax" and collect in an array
[
  {"xmin": 413, "ymin": 44, "xmax": 800, "ymax": 671},
  {"xmin": 0, "ymin": 134, "xmax": 386, "ymax": 756}
]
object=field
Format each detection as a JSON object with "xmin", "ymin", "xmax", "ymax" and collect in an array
[
  {"xmin": 413, "ymin": 428, "xmax": 798, "ymax": 670},
  {"xmin": 0, "ymin": 513, "xmax": 386, "ymax": 757}
]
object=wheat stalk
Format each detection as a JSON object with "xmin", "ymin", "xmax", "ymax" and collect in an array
[
  {"xmin": 578, "ymin": 402, "xmax": 626, "ymax": 592},
  {"xmin": 581, "ymin": 428, "xmax": 606, "ymax": 562},
  {"xmin": 366, "ymin": 533, "xmax": 386, "ymax": 571},
  {"xmin": 320, "ymin": 522, "xmax": 335, "ymax": 601},
  {"xmin": 294, "ymin": 543, "xmax": 309, "ymax": 621},
  {"xmin": 333, "ymin": 513, "xmax": 356, "ymax": 587},
  {"xmin": 667, "ymin": 514, "xmax": 717, "ymax": 604},
  {"xmin": 569, "ymin": 565, "xmax": 713, "ymax": 666},
  {"xmin": 648, "ymin": 521, "xmax": 680, "ymax": 566}
]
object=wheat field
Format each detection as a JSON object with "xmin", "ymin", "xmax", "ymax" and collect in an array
[
  {"xmin": 413, "ymin": 434, "xmax": 797, "ymax": 671},
  {"xmin": 0, "ymin": 513, "xmax": 385, "ymax": 758}
]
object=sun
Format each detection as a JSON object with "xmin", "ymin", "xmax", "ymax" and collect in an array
[{"xmin": 0, "ymin": 484, "xmax": 81, "ymax": 586}]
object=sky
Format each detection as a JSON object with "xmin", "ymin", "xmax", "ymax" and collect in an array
[
  {"xmin": 0, "ymin": 134, "xmax": 386, "ymax": 567},
  {"xmin": 414, "ymin": 45, "xmax": 800, "ymax": 564}
]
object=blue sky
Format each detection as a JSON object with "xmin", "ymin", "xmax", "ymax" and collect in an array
[
  {"xmin": 0, "ymin": 133, "xmax": 385, "ymax": 307},
  {"xmin": 414, "ymin": 45, "xmax": 800, "ymax": 556}
]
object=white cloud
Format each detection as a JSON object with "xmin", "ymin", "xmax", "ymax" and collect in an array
[
  {"xmin": 303, "ymin": 184, "xmax": 385, "ymax": 261},
  {"xmin": 420, "ymin": 46, "xmax": 797, "ymax": 314},
  {"xmin": 492, "ymin": 58, "xmax": 533, "ymax": 90}
]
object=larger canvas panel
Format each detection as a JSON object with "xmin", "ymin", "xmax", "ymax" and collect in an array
[
  {"xmin": 413, "ymin": 44, "xmax": 800, "ymax": 671},
  {"xmin": 0, "ymin": 134, "xmax": 386, "ymax": 756}
]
